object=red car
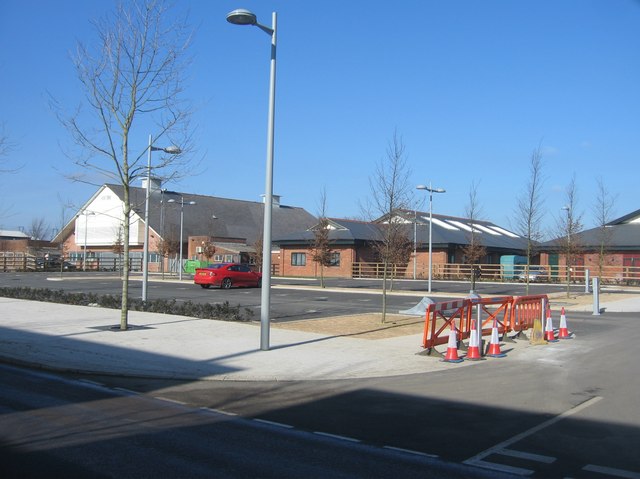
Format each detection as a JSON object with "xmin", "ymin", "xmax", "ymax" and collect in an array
[{"xmin": 194, "ymin": 263, "xmax": 262, "ymax": 289}]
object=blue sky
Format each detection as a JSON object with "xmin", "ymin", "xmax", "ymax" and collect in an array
[{"xmin": 1, "ymin": 0, "xmax": 638, "ymax": 239}]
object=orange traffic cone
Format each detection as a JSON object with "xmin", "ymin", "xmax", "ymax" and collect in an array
[
  {"xmin": 442, "ymin": 324, "xmax": 464, "ymax": 363},
  {"xmin": 486, "ymin": 318, "xmax": 506, "ymax": 357},
  {"xmin": 545, "ymin": 306, "xmax": 558, "ymax": 342},
  {"xmin": 558, "ymin": 307, "xmax": 572, "ymax": 339},
  {"xmin": 466, "ymin": 320, "xmax": 483, "ymax": 361}
]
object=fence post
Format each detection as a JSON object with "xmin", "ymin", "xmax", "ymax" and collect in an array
[{"xmin": 592, "ymin": 276, "xmax": 600, "ymax": 316}]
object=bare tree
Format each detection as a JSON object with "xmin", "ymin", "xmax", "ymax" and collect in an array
[
  {"xmin": 368, "ymin": 131, "xmax": 413, "ymax": 323},
  {"xmin": 27, "ymin": 217, "xmax": 50, "ymax": 240},
  {"xmin": 198, "ymin": 216, "xmax": 218, "ymax": 262},
  {"xmin": 0, "ymin": 122, "xmax": 19, "ymax": 172},
  {"xmin": 513, "ymin": 145, "xmax": 545, "ymax": 293},
  {"xmin": 112, "ymin": 225, "xmax": 125, "ymax": 274},
  {"xmin": 252, "ymin": 234, "xmax": 264, "ymax": 273},
  {"xmin": 157, "ymin": 231, "xmax": 179, "ymax": 278},
  {"xmin": 592, "ymin": 177, "xmax": 616, "ymax": 280},
  {"xmin": 311, "ymin": 188, "xmax": 332, "ymax": 288},
  {"xmin": 56, "ymin": 0, "xmax": 193, "ymax": 329},
  {"xmin": 461, "ymin": 181, "xmax": 487, "ymax": 293},
  {"xmin": 0, "ymin": 123, "xmax": 19, "ymax": 220},
  {"xmin": 556, "ymin": 175, "xmax": 583, "ymax": 297}
]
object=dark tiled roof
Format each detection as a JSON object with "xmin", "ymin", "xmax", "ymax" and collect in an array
[
  {"xmin": 107, "ymin": 184, "xmax": 317, "ymax": 245},
  {"xmin": 544, "ymin": 224, "xmax": 640, "ymax": 250},
  {"xmin": 607, "ymin": 209, "xmax": 640, "ymax": 226},
  {"xmin": 276, "ymin": 209, "xmax": 530, "ymax": 253},
  {"xmin": 542, "ymin": 209, "xmax": 640, "ymax": 251}
]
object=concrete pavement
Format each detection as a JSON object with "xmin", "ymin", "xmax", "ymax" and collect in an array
[{"xmin": 0, "ymin": 290, "xmax": 638, "ymax": 381}]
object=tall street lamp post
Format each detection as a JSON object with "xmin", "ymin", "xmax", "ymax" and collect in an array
[
  {"xmin": 417, "ymin": 183, "xmax": 446, "ymax": 293},
  {"xmin": 227, "ymin": 8, "xmax": 277, "ymax": 351},
  {"xmin": 82, "ymin": 211, "xmax": 95, "ymax": 271},
  {"xmin": 167, "ymin": 197, "xmax": 196, "ymax": 281},
  {"xmin": 142, "ymin": 136, "xmax": 181, "ymax": 302}
]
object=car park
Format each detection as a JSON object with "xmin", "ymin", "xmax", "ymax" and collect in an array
[
  {"xmin": 518, "ymin": 266, "xmax": 547, "ymax": 282},
  {"xmin": 194, "ymin": 263, "xmax": 262, "ymax": 289}
]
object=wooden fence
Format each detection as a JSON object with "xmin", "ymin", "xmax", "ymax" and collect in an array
[{"xmin": 351, "ymin": 262, "xmax": 640, "ymax": 286}]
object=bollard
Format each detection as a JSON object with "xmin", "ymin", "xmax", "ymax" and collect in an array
[
  {"xmin": 585, "ymin": 269, "xmax": 590, "ymax": 293},
  {"xmin": 592, "ymin": 276, "xmax": 600, "ymax": 316}
]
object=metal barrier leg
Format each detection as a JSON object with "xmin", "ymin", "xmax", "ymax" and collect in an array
[{"xmin": 416, "ymin": 347, "xmax": 444, "ymax": 358}]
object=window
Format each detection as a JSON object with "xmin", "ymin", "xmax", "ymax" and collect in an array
[
  {"xmin": 224, "ymin": 254, "xmax": 234, "ymax": 262},
  {"xmin": 329, "ymin": 252, "xmax": 340, "ymax": 267},
  {"xmin": 213, "ymin": 254, "xmax": 223, "ymax": 262},
  {"xmin": 291, "ymin": 252, "xmax": 306, "ymax": 266}
]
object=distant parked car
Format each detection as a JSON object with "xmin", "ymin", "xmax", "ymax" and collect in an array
[
  {"xmin": 194, "ymin": 263, "xmax": 262, "ymax": 289},
  {"xmin": 518, "ymin": 266, "xmax": 547, "ymax": 282},
  {"xmin": 36, "ymin": 258, "xmax": 77, "ymax": 271}
]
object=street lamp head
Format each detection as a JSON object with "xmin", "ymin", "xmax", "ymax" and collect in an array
[
  {"xmin": 163, "ymin": 145, "xmax": 181, "ymax": 155},
  {"xmin": 167, "ymin": 199, "xmax": 176, "ymax": 204},
  {"xmin": 226, "ymin": 9, "xmax": 257, "ymax": 25},
  {"xmin": 187, "ymin": 201, "xmax": 197, "ymax": 206},
  {"xmin": 416, "ymin": 184, "xmax": 446, "ymax": 193},
  {"xmin": 562, "ymin": 205, "xmax": 570, "ymax": 211}
]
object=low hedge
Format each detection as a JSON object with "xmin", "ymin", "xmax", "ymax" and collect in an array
[{"xmin": 0, "ymin": 287, "xmax": 254, "ymax": 322}]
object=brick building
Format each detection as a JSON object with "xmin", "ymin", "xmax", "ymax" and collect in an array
[
  {"xmin": 540, "ymin": 208, "xmax": 640, "ymax": 283},
  {"xmin": 52, "ymin": 182, "xmax": 316, "ymax": 273},
  {"xmin": 275, "ymin": 210, "xmax": 530, "ymax": 279}
]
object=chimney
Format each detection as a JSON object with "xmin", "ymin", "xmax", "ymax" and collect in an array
[
  {"xmin": 261, "ymin": 194, "xmax": 281, "ymax": 207},
  {"xmin": 142, "ymin": 177, "xmax": 162, "ymax": 193}
]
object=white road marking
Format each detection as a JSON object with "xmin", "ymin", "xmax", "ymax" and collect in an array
[
  {"xmin": 464, "ymin": 396, "xmax": 603, "ymax": 474},
  {"xmin": 253, "ymin": 418, "xmax": 294, "ymax": 429},
  {"xmin": 583, "ymin": 464, "xmax": 640, "ymax": 479},
  {"xmin": 313, "ymin": 431, "xmax": 361, "ymax": 443},
  {"xmin": 498, "ymin": 448, "xmax": 555, "ymax": 463},
  {"xmin": 383, "ymin": 445, "xmax": 438, "ymax": 458},
  {"xmin": 200, "ymin": 407, "xmax": 237, "ymax": 416},
  {"xmin": 153, "ymin": 396, "xmax": 187, "ymax": 405}
]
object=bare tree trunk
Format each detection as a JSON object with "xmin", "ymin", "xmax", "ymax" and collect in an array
[
  {"xmin": 513, "ymin": 144, "xmax": 545, "ymax": 295},
  {"xmin": 55, "ymin": 0, "xmax": 193, "ymax": 331},
  {"xmin": 120, "ymin": 189, "xmax": 130, "ymax": 330}
]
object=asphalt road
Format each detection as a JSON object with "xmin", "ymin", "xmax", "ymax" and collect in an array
[
  {"xmin": 0, "ymin": 363, "xmax": 497, "ymax": 479},
  {"xmin": 84, "ymin": 310, "xmax": 640, "ymax": 478},
  {"xmin": 0, "ymin": 271, "xmax": 580, "ymax": 322},
  {"xmin": 2, "ymin": 272, "xmax": 639, "ymax": 477}
]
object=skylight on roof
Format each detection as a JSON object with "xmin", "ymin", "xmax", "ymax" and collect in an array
[
  {"xmin": 488, "ymin": 226, "xmax": 520, "ymax": 238},
  {"xmin": 471, "ymin": 223, "xmax": 500, "ymax": 235},
  {"xmin": 427, "ymin": 217, "xmax": 459, "ymax": 230},
  {"xmin": 446, "ymin": 220, "xmax": 473, "ymax": 232}
]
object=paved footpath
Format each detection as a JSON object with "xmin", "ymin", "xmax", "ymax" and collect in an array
[{"xmin": 0, "ymin": 293, "xmax": 638, "ymax": 381}]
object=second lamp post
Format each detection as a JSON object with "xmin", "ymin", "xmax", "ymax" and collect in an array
[
  {"xmin": 142, "ymin": 135, "xmax": 181, "ymax": 302},
  {"xmin": 417, "ymin": 183, "xmax": 446, "ymax": 293},
  {"xmin": 167, "ymin": 197, "xmax": 196, "ymax": 281}
]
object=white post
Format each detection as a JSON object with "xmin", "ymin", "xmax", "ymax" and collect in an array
[
  {"xmin": 178, "ymin": 198, "xmax": 184, "ymax": 281},
  {"xmin": 592, "ymin": 276, "xmax": 600, "ymax": 315},
  {"xmin": 428, "ymin": 187, "xmax": 434, "ymax": 292},
  {"xmin": 83, "ymin": 213, "xmax": 89, "ymax": 271},
  {"xmin": 413, "ymin": 211, "xmax": 417, "ymax": 280}
]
